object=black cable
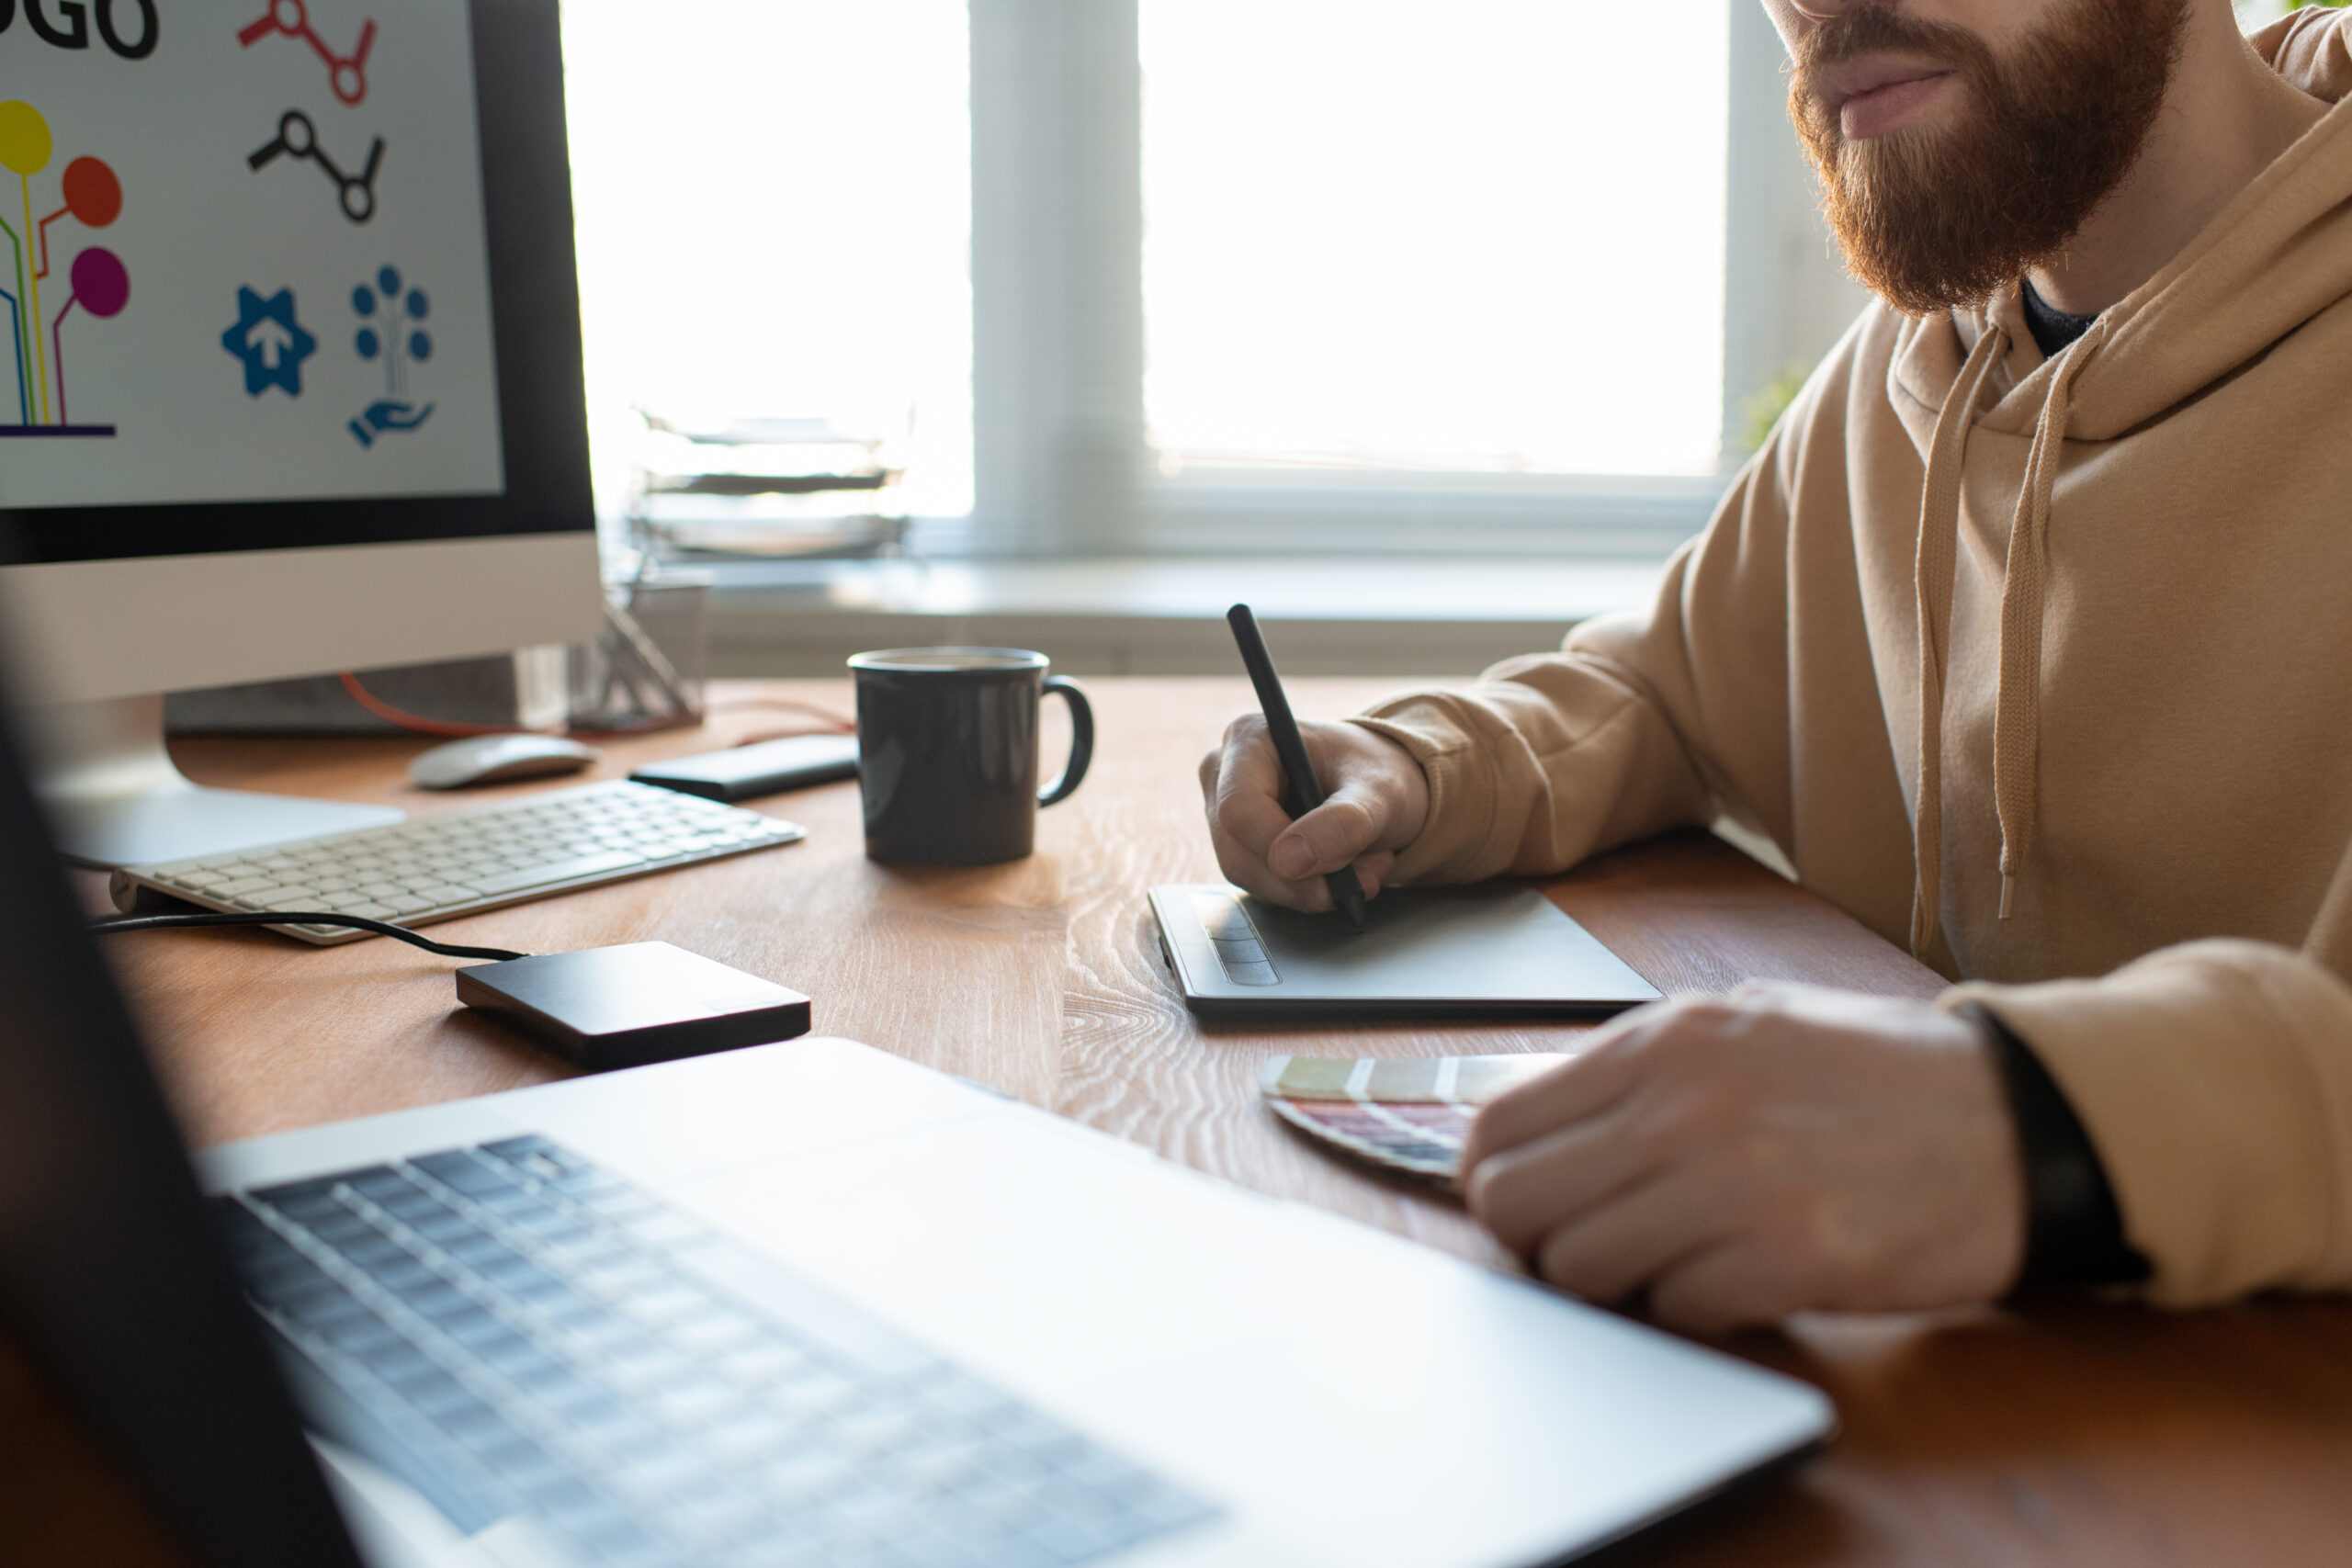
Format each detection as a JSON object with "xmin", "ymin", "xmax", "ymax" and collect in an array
[{"xmin": 90, "ymin": 911, "xmax": 529, "ymax": 963}]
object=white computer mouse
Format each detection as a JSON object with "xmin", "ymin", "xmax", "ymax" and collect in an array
[{"xmin": 408, "ymin": 733, "xmax": 602, "ymax": 790}]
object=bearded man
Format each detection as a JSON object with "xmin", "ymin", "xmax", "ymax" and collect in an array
[{"xmin": 1198, "ymin": 0, "xmax": 2352, "ymax": 1330}]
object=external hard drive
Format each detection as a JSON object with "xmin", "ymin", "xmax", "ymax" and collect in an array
[
  {"xmin": 630, "ymin": 734, "xmax": 860, "ymax": 803},
  {"xmin": 456, "ymin": 942, "xmax": 812, "ymax": 1070}
]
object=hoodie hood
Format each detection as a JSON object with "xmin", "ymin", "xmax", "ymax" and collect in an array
[{"xmin": 1893, "ymin": 88, "xmax": 2352, "ymax": 452}]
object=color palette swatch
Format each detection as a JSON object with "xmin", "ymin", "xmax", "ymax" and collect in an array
[{"xmin": 1259, "ymin": 1054, "xmax": 1570, "ymax": 1186}]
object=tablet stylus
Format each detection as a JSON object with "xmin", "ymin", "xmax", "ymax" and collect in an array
[{"xmin": 1226, "ymin": 604, "xmax": 1369, "ymax": 931}]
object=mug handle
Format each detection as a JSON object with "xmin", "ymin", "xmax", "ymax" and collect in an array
[{"xmin": 1038, "ymin": 676, "xmax": 1094, "ymax": 807}]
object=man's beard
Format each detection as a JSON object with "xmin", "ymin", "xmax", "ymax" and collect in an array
[{"xmin": 1790, "ymin": 0, "xmax": 2190, "ymax": 316}]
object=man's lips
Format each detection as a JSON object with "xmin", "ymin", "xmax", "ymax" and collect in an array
[
  {"xmin": 1820, "ymin": 52, "xmax": 1956, "ymax": 108},
  {"xmin": 1816, "ymin": 56, "xmax": 1959, "ymax": 139}
]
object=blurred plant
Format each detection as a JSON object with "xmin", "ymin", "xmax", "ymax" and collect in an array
[{"xmin": 1737, "ymin": 361, "xmax": 1818, "ymax": 457}]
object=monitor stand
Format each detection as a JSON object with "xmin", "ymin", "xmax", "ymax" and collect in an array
[{"xmin": 26, "ymin": 696, "xmax": 404, "ymax": 868}]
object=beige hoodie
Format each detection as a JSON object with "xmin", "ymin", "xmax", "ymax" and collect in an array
[{"xmin": 1356, "ymin": 11, "xmax": 2352, "ymax": 1308}]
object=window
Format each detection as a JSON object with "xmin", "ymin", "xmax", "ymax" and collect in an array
[
  {"xmin": 560, "ymin": 1, "xmax": 972, "ymax": 533},
  {"xmin": 562, "ymin": 2, "xmax": 1857, "ymax": 562},
  {"xmin": 1140, "ymin": 1, "xmax": 1728, "ymax": 479}
]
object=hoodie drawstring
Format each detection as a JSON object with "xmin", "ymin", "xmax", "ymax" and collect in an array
[
  {"xmin": 1909, "ymin": 314, "xmax": 2106, "ymax": 956},
  {"xmin": 1910, "ymin": 322, "xmax": 2007, "ymax": 959},
  {"xmin": 1993, "ymin": 319, "xmax": 2106, "ymax": 919}
]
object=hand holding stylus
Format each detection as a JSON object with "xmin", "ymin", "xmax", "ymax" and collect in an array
[{"xmin": 1207, "ymin": 606, "xmax": 1430, "ymax": 923}]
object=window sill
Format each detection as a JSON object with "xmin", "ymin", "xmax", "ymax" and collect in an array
[{"xmin": 700, "ymin": 554, "xmax": 1668, "ymax": 677}]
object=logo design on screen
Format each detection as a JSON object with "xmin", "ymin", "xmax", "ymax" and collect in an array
[{"xmin": 0, "ymin": 97, "xmax": 128, "ymax": 438}]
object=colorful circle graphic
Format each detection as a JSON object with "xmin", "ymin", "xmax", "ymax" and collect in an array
[
  {"xmin": 72, "ymin": 248, "xmax": 131, "ymax": 319},
  {"xmin": 62, "ymin": 157, "xmax": 124, "ymax": 228},
  {"xmin": 0, "ymin": 100, "xmax": 55, "ymax": 176}
]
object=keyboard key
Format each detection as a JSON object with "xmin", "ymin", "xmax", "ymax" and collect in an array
[
  {"xmin": 438, "ymin": 1306, "xmax": 510, "ymax": 1348},
  {"xmin": 474, "ymin": 1435, "xmax": 565, "ymax": 1492},
  {"xmin": 469, "ymin": 852, "xmax": 646, "ymax": 896},
  {"xmin": 362, "ymin": 1256, "xmax": 438, "ymax": 1294},
  {"xmin": 252, "ymin": 1175, "xmax": 365, "ymax": 1217},
  {"xmin": 388, "ymin": 1366, "xmax": 480, "ymax": 1420},
  {"xmin": 413, "ymin": 1150, "xmax": 525, "ymax": 1195},
  {"xmin": 407, "ymin": 1207, "xmax": 480, "ymax": 1243},
  {"xmin": 403, "ymin": 1281, "xmax": 471, "ymax": 1320},
  {"xmin": 321, "ymin": 1312, "xmax": 406, "ymax": 1356},
  {"xmin": 371, "ymin": 1185, "xmax": 447, "ymax": 1220},
  {"xmin": 645, "ymin": 1377, "xmax": 736, "ymax": 1427}
]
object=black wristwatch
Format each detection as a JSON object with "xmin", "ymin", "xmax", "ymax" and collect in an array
[{"xmin": 1957, "ymin": 1002, "xmax": 2152, "ymax": 1290}]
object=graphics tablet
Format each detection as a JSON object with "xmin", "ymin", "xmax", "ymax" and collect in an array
[{"xmin": 1149, "ymin": 884, "xmax": 1663, "ymax": 1020}]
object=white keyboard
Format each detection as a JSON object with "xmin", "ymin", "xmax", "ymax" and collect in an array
[{"xmin": 111, "ymin": 782, "xmax": 806, "ymax": 945}]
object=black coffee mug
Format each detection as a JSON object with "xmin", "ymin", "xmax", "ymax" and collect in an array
[{"xmin": 848, "ymin": 649, "xmax": 1094, "ymax": 864}]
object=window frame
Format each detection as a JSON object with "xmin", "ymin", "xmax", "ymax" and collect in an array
[{"xmin": 964, "ymin": 0, "xmax": 1864, "ymax": 560}]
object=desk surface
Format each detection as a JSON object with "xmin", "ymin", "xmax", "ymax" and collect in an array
[{"xmin": 13, "ymin": 678, "xmax": 2352, "ymax": 1566}]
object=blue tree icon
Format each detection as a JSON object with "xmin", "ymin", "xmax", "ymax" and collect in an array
[
  {"xmin": 347, "ymin": 265, "xmax": 435, "ymax": 446},
  {"xmin": 352, "ymin": 265, "xmax": 431, "ymax": 397}
]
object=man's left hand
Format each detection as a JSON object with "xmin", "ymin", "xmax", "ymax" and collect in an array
[{"xmin": 1460, "ymin": 984, "xmax": 2027, "ymax": 1335}]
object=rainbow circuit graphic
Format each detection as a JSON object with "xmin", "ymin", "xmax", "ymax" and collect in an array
[{"xmin": 0, "ymin": 99, "xmax": 130, "ymax": 438}]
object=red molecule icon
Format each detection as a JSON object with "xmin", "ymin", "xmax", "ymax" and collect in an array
[{"xmin": 239, "ymin": 0, "xmax": 379, "ymax": 107}]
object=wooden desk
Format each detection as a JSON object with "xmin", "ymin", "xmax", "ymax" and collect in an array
[{"xmin": 13, "ymin": 678, "xmax": 2352, "ymax": 1566}]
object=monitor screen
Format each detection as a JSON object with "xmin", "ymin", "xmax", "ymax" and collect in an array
[{"xmin": 0, "ymin": 0, "xmax": 591, "ymax": 563}]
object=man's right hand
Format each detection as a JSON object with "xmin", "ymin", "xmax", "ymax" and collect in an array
[{"xmin": 1198, "ymin": 716, "xmax": 1431, "ymax": 912}]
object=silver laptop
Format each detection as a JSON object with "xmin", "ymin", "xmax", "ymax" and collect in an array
[
  {"xmin": 0, "ymin": 710, "xmax": 1828, "ymax": 1568},
  {"xmin": 201, "ymin": 1039, "xmax": 1829, "ymax": 1568}
]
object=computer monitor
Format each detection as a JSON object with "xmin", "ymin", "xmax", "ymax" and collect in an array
[{"xmin": 0, "ymin": 0, "xmax": 603, "ymax": 865}]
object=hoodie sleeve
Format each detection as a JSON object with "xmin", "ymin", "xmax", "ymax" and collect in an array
[
  {"xmin": 1944, "ymin": 837, "xmax": 2352, "ymax": 1305},
  {"xmin": 1351, "ymin": 354, "xmax": 1850, "ymax": 888}
]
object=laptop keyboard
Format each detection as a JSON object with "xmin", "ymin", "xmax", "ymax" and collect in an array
[
  {"xmin": 218, "ymin": 1136, "xmax": 1214, "ymax": 1567},
  {"xmin": 119, "ymin": 781, "xmax": 805, "ymax": 945}
]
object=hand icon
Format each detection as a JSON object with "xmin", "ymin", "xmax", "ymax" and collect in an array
[{"xmin": 347, "ymin": 399, "xmax": 434, "ymax": 446}]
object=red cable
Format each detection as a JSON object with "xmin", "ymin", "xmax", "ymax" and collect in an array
[
  {"xmin": 338, "ymin": 671, "xmax": 520, "ymax": 738},
  {"xmin": 341, "ymin": 672, "xmax": 857, "ymax": 744}
]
